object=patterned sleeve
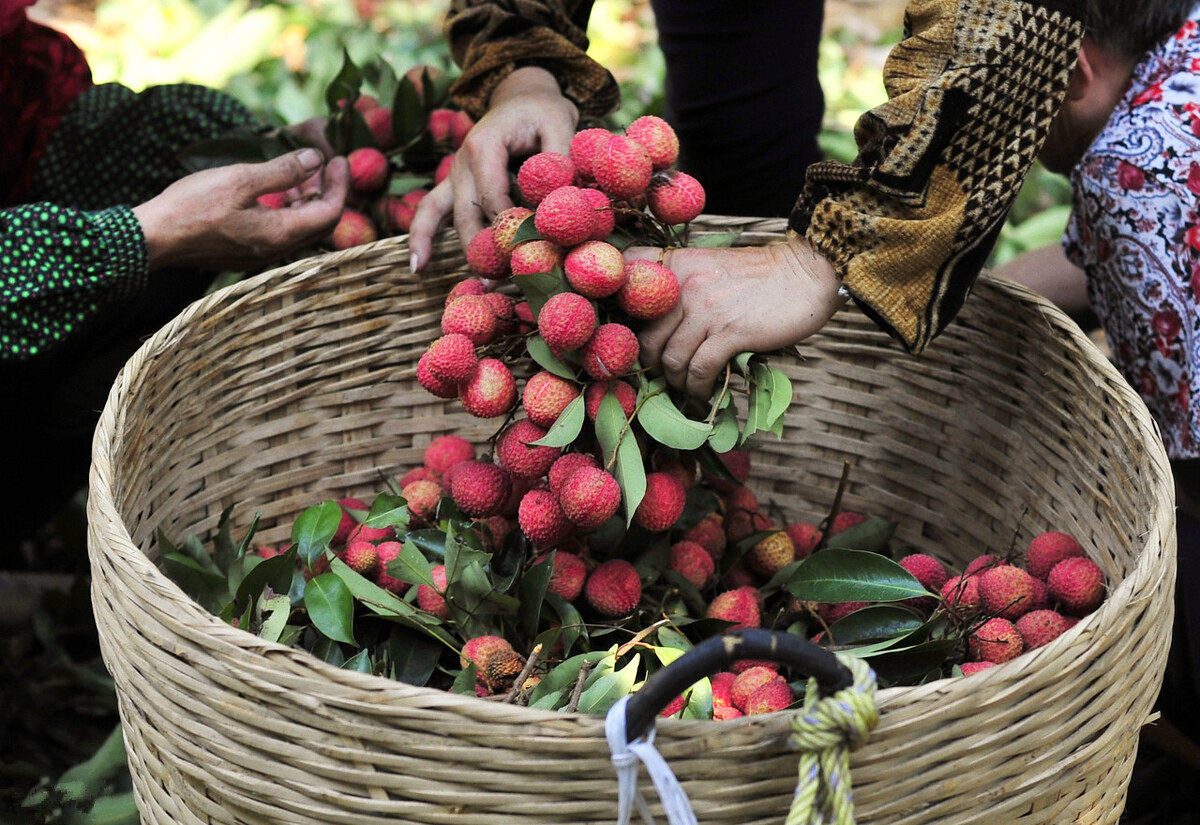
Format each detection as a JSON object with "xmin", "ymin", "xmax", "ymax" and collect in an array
[
  {"xmin": 790, "ymin": 0, "xmax": 1086, "ymax": 353},
  {"xmin": 444, "ymin": 0, "xmax": 620, "ymax": 120},
  {"xmin": 0, "ymin": 203, "xmax": 147, "ymax": 361}
]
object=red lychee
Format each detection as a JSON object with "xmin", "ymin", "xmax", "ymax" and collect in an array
[
  {"xmin": 830, "ymin": 511, "xmax": 866, "ymax": 535},
  {"xmin": 646, "ymin": 170, "xmax": 705, "ymax": 225},
  {"xmin": 424, "ymin": 333, "xmax": 478, "ymax": 383},
  {"xmin": 442, "ymin": 294, "xmax": 499, "ymax": 346},
  {"xmin": 969, "ymin": 617, "xmax": 1024, "ymax": 664},
  {"xmin": 786, "ymin": 522, "xmax": 822, "ymax": 559},
  {"xmin": 581, "ymin": 323, "xmax": 640, "ymax": 380},
  {"xmin": 569, "ymin": 127, "xmax": 613, "ymax": 180},
  {"xmin": 257, "ymin": 191, "xmax": 287, "ymax": 209},
  {"xmin": 659, "ymin": 695, "xmax": 685, "ymax": 718},
  {"xmin": 1015, "ymin": 608, "xmax": 1071, "ymax": 649},
  {"xmin": 898, "ymin": 553, "xmax": 950, "ymax": 593},
  {"xmin": 459, "ymin": 358, "xmax": 517, "ymax": 419},
  {"xmin": 445, "ymin": 278, "xmax": 488, "ymax": 306},
  {"xmin": 963, "ymin": 554, "xmax": 1005, "ymax": 577},
  {"xmin": 581, "ymin": 187, "xmax": 615, "ymax": 240},
  {"xmin": 819, "ymin": 601, "xmax": 869, "ymax": 625},
  {"xmin": 416, "ymin": 564, "xmax": 449, "ymax": 618},
  {"xmin": 460, "ymin": 634, "xmax": 514, "ymax": 670},
  {"xmin": 450, "ymin": 460, "xmax": 512, "ymax": 518},
  {"xmin": 1046, "ymin": 556, "xmax": 1105, "ymax": 615},
  {"xmin": 518, "ymin": 488, "xmax": 573, "ymax": 546},
  {"xmin": 669, "ymin": 540, "xmax": 715, "ymax": 588},
  {"xmin": 706, "ymin": 586, "xmax": 761, "ymax": 630},
  {"xmin": 332, "ymin": 496, "xmax": 369, "ymax": 546},
  {"xmin": 711, "ymin": 671, "xmax": 737, "ymax": 708},
  {"xmin": 517, "ymin": 152, "xmax": 577, "ymax": 206},
  {"xmin": 745, "ymin": 679, "xmax": 794, "ymax": 716},
  {"xmin": 564, "ymin": 240, "xmax": 626, "ymax": 298},
  {"xmin": 940, "ymin": 574, "xmax": 982, "ymax": 615},
  {"xmin": 340, "ymin": 539, "xmax": 380, "ymax": 577},
  {"xmin": 978, "ymin": 564, "xmax": 1038, "ymax": 620},
  {"xmin": 617, "ymin": 260, "xmax": 681, "ymax": 321},
  {"xmin": 725, "ymin": 509, "xmax": 773, "ymax": 545},
  {"xmin": 347, "ymin": 520, "xmax": 396, "ymax": 544},
  {"xmin": 481, "ymin": 291, "xmax": 516, "ymax": 333},
  {"xmin": 491, "ymin": 206, "xmax": 535, "ymax": 257},
  {"xmin": 625, "ymin": 115, "xmax": 679, "ymax": 171},
  {"xmin": 537, "ymin": 291, "xmax": 597, "ymax": 353},
  {"xmin": 401, "ymin": 479, "xmax": 442, "ymax": 527},
  {"xmin": 424, "ymin": 435, "xmax": 475, "ymax": 477},
  {"xmin": 704, "ymin": 449, "xmax": 751, "ymax": 493},
  {"xmin": 496, "ymin": 419, "xmax": 562, "ymax": 479},
  {"xmin": 364, "ymin": 106, "xmax": 395, "ymax": 151},
  {"xmin": 509, "ymin": 239, "xmax": 565, "ymax": 276},
  {"xmin": 387, "ymin": 188, "xmax": 427, "ymax": 233},
  {"xmin": 435, "ymin": 153, "xmax": 454, "ymax": 185},
  {"xmin": 584, "ymin": 379, "xmax": 637, "ymax": 420},
  {"xmin": 466, "ymin": 227, "xmax": 509, "ymax": 278},
  {"xmin": 730, "ymin": 665, "xmax": 783, "ymax": 713},
  {"xmin": 746, "ymin": 530, "xmax": 796, "ymax": 578},
  {"xmin": 418, "ymin": 353, "xmax": 461, "ymax": 398},
  {"xmin": 330, "ymin": 209, "xmax": 378, "ymax": 249},
  {"xmin": 960, "ymin": 661, "xmax": 997, "ymax": 676},
  {"xmin": 593, "ymin": 135, "xmax": 653, "ymax": 199},
  {"xmin": 539, "ymin": 550, "xmax": 587, "ymax": 601},
  {"xmin": 559, "ymin": 466, "xmax": 621, "ymax": 529},
  {"xmin": 522, "ymin": 370, "xmax": 580, "ymax": 429},
  {"xmin": 683, "ymin": 514, "xmax": 726, "ymax": 560},
  {"xmin": 347, "ymin": 147, "xmax": 388, "ymax": 194},
  {"xmin": 449, "ymin": 110, "xmax": 474, "ymax": 149},
  {"xmin": 404, "ymin": 64, "xmax": 443, "ymax": 98},
  {"xmin": 374, "ymin": 540, "xmax": 410, "ymax": 594},
  {"xmin": 548, "ymin": 452, "xmax": 600, "ymax": 497},
  {"xmin": 714, "ymin": 705, "xmax": 744, "ymax": 721},
  {"xmin": 1026, "ymin": 531, "xmax": 1085, "ymax": 580},
  {"xmin": 584, "ymin": 559, "xmax": 642, "ymax": 617},
  {"xmin": 534, "ymin": 185, "xmax": 596, "ymax": 246},
  {"xmin": 634, "ymin": 472, "xmax": 686, "ymax": 532}
]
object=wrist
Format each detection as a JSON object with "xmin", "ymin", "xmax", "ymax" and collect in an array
[{"xmin": 491, "ymin": 65, "xmax": 571, "ymax": 106}]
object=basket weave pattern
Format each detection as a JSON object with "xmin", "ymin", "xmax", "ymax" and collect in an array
[{"xmin": 88, "ymin": 217, "xmax": 1175, "ymax": 825}]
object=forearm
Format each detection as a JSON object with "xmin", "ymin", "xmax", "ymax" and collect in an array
[
  {"xmin": 791, "ymin": 0, "xmax": 1086, "ymax": 353},
  {"xmin": 993, "ymin": 244, "xmax": 1090, "ymax": 315}
]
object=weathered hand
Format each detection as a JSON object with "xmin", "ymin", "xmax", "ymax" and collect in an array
[
  {"xmin": 627, "ymin": 238, "xmax": 845, "ymax": 398},
  {"xmin": 133, "ymin": 148, "xmax": 349, "ymax": 271},
  {"xmin": 408, "ymin": 67, "xmax": 578, "ymax": 271}
]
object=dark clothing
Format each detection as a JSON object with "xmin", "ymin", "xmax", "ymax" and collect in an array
[{"xmin": 1163, "ymin": 459, "xmax": 1200, "ymax": 745}]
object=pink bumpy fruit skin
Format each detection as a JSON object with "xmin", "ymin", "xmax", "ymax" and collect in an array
[
  {"xmin": 522, "ymin": 370, "xmax": 580, "ymax": 429},
  {"xmin": 541, "ymin": 551, "xmax": 587, "ymax": 601},
  {"xmin": 388, "ymin": 189, "xmax": 427, "ymax": 233},
  {"xmin": 1026, "ymin": 531, "xmax": 1084, "ymax": 580},
  {"xmin": 509, "ymin": 239, "xmax": 565, "ymax": 275},
  {"xmin": 333, "ymin": 497, "xmax": 369, "ymax": 546},
  {"xmin": 518, "ymin": 488, "xmax": 573, "ymax": 546},
  {"xmin": 442, "ymin": 294, "xmax": 499, "ymax": 346},
  {"xmin": 581, "ymin": 187, "xmax": 615, "ymax": 240},
  {"xmin": 968, "ymin": 617, "xmax": 1024, "ymax": 664},
  {"xmin": 537, "ymin": 291, "xmax": 597, "ymax": 353},
  {"xmin": 584, "ymin": 559, "xmax": 642, "ymax": 617},
  {"xmin": 496, "ymin": 419, "xmax": 562, "ymax": 480},
  {"xmin": 466, "ymin": 227, "xmax": 509, "ymax": 278},
  {"xmin": 706, "ymin": 586, "xmax": 761, "ymax": 630},
  {"xmin": 424, "ymin": 333, "xmax": 478, "ymax": 383},
  {"xmin": 730, "ymin": 666, "xmax": 783, "ymax": 713},
  {"xmin": 364, "ymin": 106, "xmax": 395, "ymax": 151},
  {"xmin": 435, "ymin": 154, "xmax": 454, "ymax": 185},
  {"xmin": 424, "ymin": 434, "xmax": 474, "ymax": 477},
  {"xmin": 634, "ymin": 472, "xmax": 687, "ymax": 532},
  {"xmin": 593, "ymin": 135, "xmax": 653, "ymax": 200},
  {"xmin": 491, "ymin": 206, "xmax": 535, "ymax": 256},
  {"xmin": 559, "ymin": 466, "xmax": 621, "ymax": 529},
  {"xmin": 418, "ymin": 353, "xmax": 460, "ymax": 398},
  {"xmin": 569, "ymin": 127, "xmax": 613, "ymax": 180},
  {"xmin": 330, "ymin": 209, "xmax": 378, "ymax": 250},
  {"xmin": 548, "ymin": 452, "xmax": 600, "ymax": 497},
  {"xmin": 786, "ymin": 522, "xmax": 822, "ymax": 559},
  {"xmin": 581, "ymin": 323, "xmax": 639, "ymax": 379},
  {"xmin": 1015, "ymin": 609, "xmax": 1071, "ymax": 649},
  {"xmin": 534, "ymin": 186, "xmax": 596, "ymax": 247},
  {"xmin": 745, "ymin": 679, "xmax": 794, "ymax": 716},
  {"xmin": 517, "ymin": 152, "xmax": 577, "ymax": 206},
  {"xmin": 625, "ymin": 115, "xmax": 679, "ymax": 170},
  {"xmin": 669, "ymin": 540, "xmax": 715, "ymax": 588},
  {"xmin": 449, "ymin": 460, "xmax": 512, "ymax": 518},
  {"xmin": 564, "ymin": 240, "xmax": 626, "ymax": 298},
  {"xmin": 374, "ymin": 541, "xmax": 410, "ymax": 594},
  {"xmin": 646, "ymin": 170, "xmax": 706, "ymax": 225},
  {"xmin": 618, "ymin": 260, "xmax": 681, "ymax": 321},
  {"xmin": 898, "ymin": 553, "xmax": 951, "ymax": 593},
  {"xmin": 459, "ymin": 358, "xmax": 517, "ymax": 419},
  {"xmin": 1046, "ymin": 556, "xmax": 1106, "ymax": 615},
  {"xmin": 347, "ymin": 147, "xmax": 389, "ymax": 194},
  {"xmin": 977, "ymin": 564, "xmax": 1038, "ymax": 620},
  {"xmin": 416, "ymin": 565, "xmax": 449, "ymax": 618}
]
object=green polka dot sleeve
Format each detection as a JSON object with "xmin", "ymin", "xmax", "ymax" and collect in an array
[{"xmin": 0, "ymin": 203, "xmax": 147, "ymax": 361}]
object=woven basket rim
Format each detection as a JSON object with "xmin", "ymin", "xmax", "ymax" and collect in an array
[{"xmin": 87, "ymin": 216, "xmax": 1176, "ymax": 726}]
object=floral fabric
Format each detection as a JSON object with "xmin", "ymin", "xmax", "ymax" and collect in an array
[{"xmin": 1065, "ymin": 5, "xmax": 1200, "ymax": 458}]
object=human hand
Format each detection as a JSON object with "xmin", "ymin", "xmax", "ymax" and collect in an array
[
  {"xmin": 133, "ymin": 148, "xmax": 349, "ymax": 271},
  {"xmin": 628, "ymin": 238, "xmax": 846, "ymax": 398},
  {"xmin": 408, "ymin": 66, "xmax": 578, "ymax": 271}
]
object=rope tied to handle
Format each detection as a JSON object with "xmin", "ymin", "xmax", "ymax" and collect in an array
[
  {"xmin": 785, "ymin": 654, "xmax": 878, "ymax": 825},
  {"xmin": 605, "ymin": 695, "xmax": 698, "ymax": 825}
]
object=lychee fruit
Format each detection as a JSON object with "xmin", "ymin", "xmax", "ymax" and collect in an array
[
  {"xmin": 593, "ymin": 134, "xmax": 653, "ymax": 199},
  {"xmin": 1015, "ymin": 608, "xmax": 1071, "ymax": 650},
  {"xmin": 1026, "ymin": 531, "xmax": 1084, "ymax": 580},
  {"xmin": 347, "ymin": 521, "xmax": 396, "ymax": 544},
  {"xmin": 634, "ymin": 472, "xmax": 686, "ymax": 532},
  {"xmin": 481, "ymin": 291, "xmax": 516, "ymax": 333},
  {"xmin": 581, "ymin": 187, "xmax": 615, "ymax": 240},
  {"xmin": 564, "ymin": 240, "xmax": 626, "ymax": 298},
  {"xmin": 364, "ymin": 106, "xmax": 395, "ymax": 151},
  {"xmin": 1046, "ymin": 556, "xmax": 1105, "ymax": 615},
  {"xmin": 617, "ymin": 260, "xmax": 681, "ymax": 320},
  {"xmin": 819, "ymin": 601, "xmax": 869, "ymax": 626},
  {"xmin": 830, "ymin": 511, "xmax": 866, "ymax": 535},
  {"xmin": 960, "ymin": 661, "xmax": 997, "ymax": 676},
  {"xmin": 559, "ymin": 466, "xmax": 622, "ymax": 529},
  {"xmin": 683, "ymin": 514, "xmax": 726, "ymax": 560},
  {"xmin": 745, "ymin": 679, "xmax": 794, "ymax": 716},
  {"xmin": 450, "ymin": 460, "xmax": 512, "ymax": 518},
  {"xmin": 518, "ymin": 488, "xmax": 573, "ymax": 546},
  {"xmin": 704, "ymin": 449, "xmax": 751, "ymax": 493},
  {"xmin": 584, "ymin": 379, "xmax": 637, "ymax": 420},
  {"xmin": 424, "ymin": 435, "xmax": 475, "ymax": 477},
  {"xmin": 534, "ymin": 185, "xmax": 596, "ymax": 246},
  {"xmin": 496, "ymin": 419, "xmax": 562, "ymax": 479},
  {"xmin": 416, "ymin": 564, "xmax": 449, "ymax": 618},
  {"xmin": 460, "ymin": 634, "xmax": 514, "ymax": 670},
  {"xmin": 427, "ymin": 108, "xmax": 456, "ymax": 143},
  {"xmin": 481, "ymin": 647, "xmax": 524, "ymax": 692},
  {"xmin": 746, "ymin": 530, "xmax": 796, "ymax": 578},
  {"xmin": 442, "ymin": 294, "xmax": 499, "ymax": 345},
  {"xmin": 580, "ymin": 323, "xmax": 640, "ymax": 380},
  {"xmin": 522, "ymin": 370, "xmax": 580, "ymax": 429},
  {"xmin": 706, "ymin": 586, "xmax": 761, "ymax": 630},
  {"xmin": 730, "ymin": 665, "xmax": 783, "ymax": 713},
  {"xmin": 714, "ymin": 705, "xmax": 744, "ymax": 721},
  {"xmin": 466, "ymin": 227, "xmax": 510, "ymax": 278},
  {"xmin": 340, "ymin": 539, "xmax": 380, "ymax": 577},
  {"xmin": 625, "ymin": 115, "xmax": 679, "ymax": 171},
  {"xmin": 711, "ymin": 671, "xmax": 737, "ymax": 709},
  {"xmin": 435, "ymin": 153, "xmax": 454, "ymax": 184},
  {"xmin": 257, "ymin": 191, "xmax": 288, "ymax": 209},
  {"xmin": 424, "ymin": 333, "xmax": 478, "ymax": 383},
  {"xmin": 724, "ymin": 486, "xmax": 759, "ymax": 514},
  {"xmin": 978, "ymin": 564, "xmax": 1038, "ymax": 620},
  {"xmin": 963, "ymin": 554, "xmax": 1005, "ymax": 577},
  {"xmin": 459, "ymin": 358, "xmax": 517, "ymax": 418},
  {"xmin": 449, "ymin": 111, "xmax": 474, "ymax": 149},
  {"xmin": 330, "ymin": 208, "xmax": 378, "ymax": 250},
  {"xmin": 548, "ymin": 452, "xmax": 600, "ymax": 497},
  {"xmin": 539, "ymin": 550, "xmax": 587, "ymax": 601},
  {"xmin": 418, "ymin": 353, "xmax": 464, "ymax": 398},
  {"xmin": 725, "ymin": 509, "xmax": 773, "ymax": 545},
  {"xmin": 569, "ymin": 127, "xmax": 613, "ymax": 180},
  {"xmin": 491, "ymin": 206, "xmax": 535, "ymax": 257},
  {"xmin": 517, "ymin": 152, "xmax": 577, "ymax": 206},
  {"xmin": 387, "ymin": 188, "xmax": 427, "ymax": 234},
  {"xmin": 509, "ymin": 239, "xmax": 565, "ymax": 276},
  {"xmin": 402, "ymin": 479, "xmax": 442, "ymax": 527},
  {"xmin": 584, "ymin": 559, "xmax": 642, "ymax": 617},
  {"xmin": 669, "ymin": 540, "xmax": 715, "ymax": 588},
  {"xmin": 969, "ymin": 617, "xmax": 1024, "ymax": 664},
  {"xmin": 347, "ymin": 147, "xmax": 388, "ymax": 194},
  {"xmin": 786, "ymin": 522, "xmax": 822, "ymax": 559},
  {"xmin": 898, "ymin": 553, "xmax": 950, "ymax": 594},
  {"xmin": 646, "ymin": 170, "xmax": 705, "ymax": 225},
  {"xmin": 332, "ymin": 496, "xmax": 369, "ymax": 546},
  {"xmin": 374, "ymin": 541, "xmax": 409, "ymax": 594},
  {"xmin": 445, "ymin": 278, "xmax": 488, "ymax": 306},
  {"xmin": 537, "ymin": 291, "xmax": 597, "ymax": 352},
  {"xmin": 659, "ymin": 695, "xmax": 686, "ymax": 718},
  {"xmin": 940, "ymin": 574, "xmax": 982, "ymax": 615}
]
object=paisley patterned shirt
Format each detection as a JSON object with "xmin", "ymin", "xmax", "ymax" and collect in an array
[{"xmin": 1065, "ymin": 6, "xmax": 1200, "ymax": 458}]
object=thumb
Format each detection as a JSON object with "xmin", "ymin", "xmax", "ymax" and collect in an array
[{"xmin": 243, "ymin": 148, "xmax": 326, "ymax": 199}]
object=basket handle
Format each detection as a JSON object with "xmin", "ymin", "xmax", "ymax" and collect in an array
[{"xmin": 623, "ymin": 628, "xmax": 853, "ymax": 742}]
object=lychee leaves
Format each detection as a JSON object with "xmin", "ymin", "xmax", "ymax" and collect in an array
[
  {"xmin": 635, "ymin": 379, "xmax": 711, "ymax": 450},
  {"xmin": 785, "ymin": 548, "xmax": 928, "ymax": 604},
  {"xmin": 526, "ymin": 335, "xmax": 576, "ymax": 380},
  {"xmin": 529, "ymin": 395, "xmax": 585, "ymax": 447},
  {"xmin": 304, "ymin": 573, "xmax": 357, "ymax": 645},
  {"xmin": 514, "ymin": 268, "xmax": 569, "ymax": 319},
  {"xmin": 594, "ymin": 392, "xmax": 647, "ymax": 526},
  {"xmin": 293, "ymin": 500, "xmax": 343, "ymax": 567}
]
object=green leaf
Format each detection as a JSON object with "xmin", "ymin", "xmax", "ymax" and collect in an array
[
  {"xmin": 661, "ymin": 570, "xmax": 707, "ymax": 617},
  {"xmin": 233, "ymin": 546, "xmax": 298, "ymax": 611},
  {"xmin": 407, "ymin": 528, "xmax": 448, "ymax": 560},
  {"xmin": 293, "ymin": 500, "xmax": 342, "ymax": 567},
  {"xmin": 656, "ymin": 625, "xmax": 693, "ymax": 653},
  {"xmin": 765, "ymin": 367, "xmax": 793, "ymax": 430},
  {"xmin": 528, "ymin": 650, "xmax": 614, "ymax": 706},
  {"xmin": 707, "ymin": 408, "xmax": 740, "ymax": 453},
  {"xmin": 212, "ymin": 504, "xmax": 239, "ymax": 572},
  {"xmin": 636, "ymin": 391, "xmax": 712, "ymax": 450},
  {"xmin": 310, "ymin": 636, "xmax": 345, "ymax": 666},
  {"xmin": 510, "ymin": 213, "xmax": 542, "ymax": 246},
  {"xmin": 826, "ymin": 604, "xmax": 925, "ymax": 646},
  {"xmin": 324, "ymin": 48, "xmax": 364, "ymax": 112},
  {"xmin": 364, "ymin": 492, "xmax": 411, "ymax": 531},
  {"xmin": 595, "ymin": 393, "xmax": 646, "ymax": 525},
  {"xmin": 824, "ymin": 517, "xmax": 896, "ymax": 553},
  {"xmin": 328, "ymin": 558, "xmax": 457, "ymax": 647},
  {"xmin": 304, "ymin": 573, "xmax": 357, "ymax": 645},
  {"xmin": 577, "ymin": 653, "xmax": 640, "ymax": 715},
  {"xmin": 519, "ymin": 553, "xmax": 555, "ymax": 642},
  {"xmin": 530, "ymin": 395, "xmax": 585, "ymax": 447},
  {"xmin": 514, "ymin": 268, "xmax": 567, "ymax": 318},
  {"xmin": 162, "ymin": 554, "xmax": 229, "ymax": 613},
  {"xmin": 451, "ymin": 663, "xmax": 479, "ymax": 695},
  {"xmin": 731, "ymin": 351, "xmax": 756, "ymax": 377},
  {"xmin": 543, "ymin": 592, "xmax": 587, "ymax": 655},
  {"xmin": 681, "ymin": 678, "xmax": 714, "ymax": 720},
  {"xmin": 686, "ymin": 230, "xmax": 741, "ymax": 248},
  {"xmin": 785, "ymin": 549, "xmax": 927, "ymax": 603},
  {"xmin": 342, "ymin": 649, "xmax": 373, "ymax": 673},
  {"xmin": 386, "ymin": 539, "xmax": 436, "ymax": 588},
  {"xmin": 861, "ymin": 638, "xmax": 961, "ymax": 685},
  {"xmin": 388, "ymin": 174, "xmax": 434, "ymax": 196},
  {"xmin": 526, "ymin": 335, "xmax": 578, "ymax": 380},
  {"xmin": 390, "ymin": 74, "xmax": 425, "ymax": 147},
  {"xmin": 258, "ymin": 594, "xmax": 292, "ymax": 644}
]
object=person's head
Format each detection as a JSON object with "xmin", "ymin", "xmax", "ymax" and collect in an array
[{"xmin": 1040, "ymin": 0, "xmax": 1196, "ymax": 174}]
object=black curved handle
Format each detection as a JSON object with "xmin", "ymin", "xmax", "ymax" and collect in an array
[{"xmin": 624, "ymin": 629, "xmax": 853, "ymax": 742}]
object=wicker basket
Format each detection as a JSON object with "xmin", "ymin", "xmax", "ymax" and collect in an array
[{"xmin": 88, "ymin": 216, "xmax": 1175, "ymax": 825}]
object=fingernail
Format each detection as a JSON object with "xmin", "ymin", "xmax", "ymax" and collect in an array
[
  {"xmin": 297, "ymin": 148, "xmax": 322, "ymax": 171},
  {"xmin": 411, "ymin": 252, "xmax": 420, "ymax": 272}
]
